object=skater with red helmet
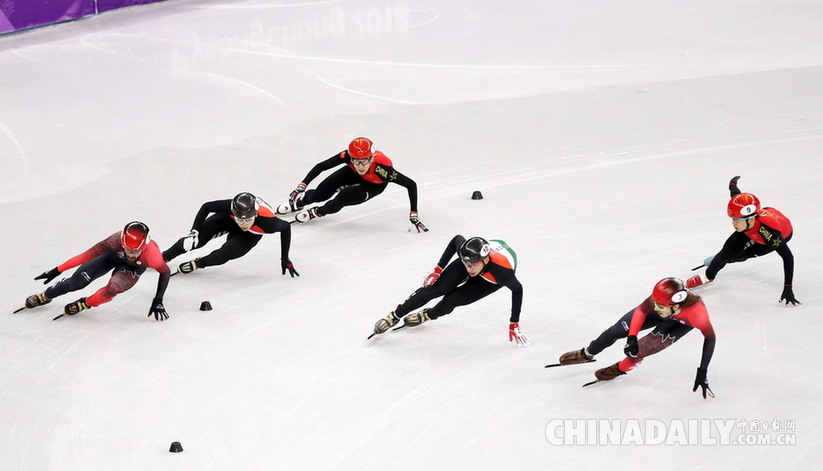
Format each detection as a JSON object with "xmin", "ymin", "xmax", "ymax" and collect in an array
[
  {"xmin": 162, "ymin": 192, "xmax": 298, "ymax": 277},
  {"xmin": 555, "ymin": 277, "xmax": 716, "ymax": 397},
  {"xmin": 371, "ymin": 235, "xmax": 528, "ymax": 346},
  {"xmin": 686, "ymin": 176, "xmax": 799, "ymax": 305},
  {"xmin": 278, "ymin": 137, "xmax": 427, "ymax": 232},
  {"xmin": 19, "ymin": 221, "xmax": 172, "ymax": 320}
]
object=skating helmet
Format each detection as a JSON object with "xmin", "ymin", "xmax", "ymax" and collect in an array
[
  {"xmin": 459, "ymin": 237, "xmax": 491, "ymax": 263},
  {"xmin": 727, "ymin": 193, "xmax": 760, "ymax": 219},
  {"xmin": 348, "ymin": 137, "xmax": 374, "ymax": 160},
  {"xmin": 651, "ymin": 277, "xmax": 688, "ymax": 307},
  {"xmin": 121, "ymin": 221, "xmax": 151, "ymax": 252},
  {"xmin": 231, "ymin": 192, "xmax": 259, "ymax": 220}
]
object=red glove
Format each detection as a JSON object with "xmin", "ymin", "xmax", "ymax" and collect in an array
[
  {"xmin": 508, "ymin": 322, "xmax": 529, "ymax": 346},
  {"xmin": 422, "ymin": 266, "xmax": 443, "ymax": 287}
]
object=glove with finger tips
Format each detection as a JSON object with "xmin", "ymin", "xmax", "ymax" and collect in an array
[
  {"xmin": 692, "ymin": 367, "xmax": 715, "ymax": 399},
  {"xmin": 35, "ymin": 267, "xmax": 60, "ymax": 284},
  {"xmin": 148, "ymin": 298, "xmax": 169, "ymax": 321},
  {"xmin": 289, "ymin": 183, "xmax": 307, "ymax": 204},
  {"xmin": 409, "ymin": 211, "xmax": 428, "ymax": 233},
  {"xmin": 779, "ymin": 284, "xmax": 800, "ymax": 306},
  {"xmin": 422, "ymin": 266, "xmax": 442, "ymax": 287},
  {"xmin": 281, "ymin": 259, "xmax": 299, "ymax": 277},
  {"xmin": 508, "ymin": 322, "xmax": 529, "ymax": 346}
]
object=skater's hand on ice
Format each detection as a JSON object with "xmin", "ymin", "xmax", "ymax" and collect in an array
[
  {"xmin": 148, "ymin": 298, "xmax": 169, "ymax": 321},
  {"xmin": 281, "ymin": 259, "xmax": 300, "ymax": 278},
  {"xmin": 508, "ymin": 322, "xmax": 529, "ymax": 346},
  {"xmin": 692, "ymin": 367, "xmax": 715, "ymax": 399},
  {"xmin": 779, "ymin": 284, "xmax": 800, "ymax": 306},
  {"xmin": 409, "ymin": 212, "xmax": 428, "ymax": 233}
]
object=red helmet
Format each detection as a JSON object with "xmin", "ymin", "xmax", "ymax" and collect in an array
[
  {"xmin": 727, "ymin": 193, "xmax": 760, "ymax": 219},
  {"xmin": 651, "ymin": 277, "xmax": 688, "ymax": 306},
  {"xmin": 121, "ymin": 221, "xmax": 151, "ymax": 252},
  {"xmin": 348, "ymin": 137, "xmax": 374, "ymax": 159}
]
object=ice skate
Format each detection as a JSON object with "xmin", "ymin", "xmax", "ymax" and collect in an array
[
  {"xmin": 403, "ymin": 309, "xmax": 431, "ymax": 327},
  {"xmin": 64, "ymin": 298, "xmax": 90, "ymax": 316},
  {"xmin": 276, "ymin": 195, "xmax": 304, "ymax": 215},
  {"xmin": 295, "ymin": 207, "xmax": 322, "ymax": 223},
  {"xmin": 559, "ymin": 348, "xmax": 594, "ymax": 365},
  {"xmin": 373, "ymin": 311, "xmax": 401, "ymax": 335},
  {"xmin": 24, "ymin": 291, "xmax": 51, "ymax": 309},
  {"xmin": 685, "ymin": 271, "xmax": 710, "ymax": 289},
  {"xmin": 177, "ymin": 258, "xmax": 201, "ymax": 275},
  {"xmin": 594, "ymin": 362, "xmax": 626, "ymax": 382}
]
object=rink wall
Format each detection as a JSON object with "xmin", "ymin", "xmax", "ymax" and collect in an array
[{"xmin": 0, "ymin": 0, "xmax": 169, "ymax": 34}]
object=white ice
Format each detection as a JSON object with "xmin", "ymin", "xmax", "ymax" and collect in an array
[{"xmin": 1, "ymin": 0, "xmax": 822, "ymax": 469}]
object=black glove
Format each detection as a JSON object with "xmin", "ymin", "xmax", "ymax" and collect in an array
[
  {"xmin": 729, "ymin": 175, "xmax": 741, "ymax": 197},
  {"xmin": 281, "ymin": 259, "xmax": 299, "ymax": 277},
  {"xmin": 623, "ymin": 335, "xmax": 639, "ymax": 357},
  {"xmin": 779, "ymin": 284, "xmax": 800, "ymax": 306},
  {"xmin": 692, "ymin": 367, "xmax": 715, "ymax": 399},
  {"xmin": 148, "ymin": 298, "xmax": 169, "ymax": 321},
  {"xmin": 34, "ymin": 267, "xmax": 60, "ymax": 284}
]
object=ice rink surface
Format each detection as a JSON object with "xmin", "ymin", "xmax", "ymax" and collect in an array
[{"xmin": 1, "ymin": 0, "xmax": 822, "ymax": 469}]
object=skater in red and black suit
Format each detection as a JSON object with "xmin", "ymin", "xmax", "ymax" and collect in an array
[
  {"xmin": 22, "ymin": 221, "xmax": 171, "ymax": 320},
  {"xmin": 278, "ymin": 137, "xmax": 428, "ymax": 232},
  {"xmin": 163, "ymin": 192, "xmax": 298, "ymax": 277},
  {"xmin": 686, "ymin": 176, "xmax": 798, "ymax": 305},
  {"xmin": 557, "ymin": 277, "xmax": 716, "ymax": 398},
  {"xmin": 371, "ymin": 235, "xmax": 528, "ymax": 346}
]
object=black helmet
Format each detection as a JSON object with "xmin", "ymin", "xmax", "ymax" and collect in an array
[
  {"xmin": 231, "ymin": 192, "xmax": 259, "ymax": 219},
  {"xmin": 459, "ymin": 237, "xmax": 490, "ymax": 263}
]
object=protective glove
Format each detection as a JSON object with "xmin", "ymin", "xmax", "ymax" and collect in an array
[
  {"xmin": 623, "ymin": 335, "xmax": 639, "ymax": 357},
  {"xmin": 281, "ymin": 259, "xmax": 299, "ymax": 277},
  {"xmin": 34, "ymin": 267, "xmax": 60, "ymax": 284},
  {"xmin": 148, "ymin": 298, "xmax": 168, "ymax": 321},
  {"xmin": 729, "ymin": 175, "xmax": 741, "ymax": 197},
  {"xmin": 289, "ymin": 183, "xmax": 307, "ymax": 204},
  {"xmin": 508, "ymin": 322, "xmax": 529, "ymax": 346},
  {"xmin": 182, "ymin": 229, "xmax": 199, "ymax": 252},
  {"xmin": 692, "ymin": 367, "xmax": 715, "ymax": 399},
  {"xmin": 779, "ymin": 284, "xmax": 800, "ymax": 306},
  {"xmin": 409, "ymin": 211, "xmax": 428, "ymax": 233},
  {"xmin": 422, "ymin": 266, "xmax": 443, "ymax": 287}
]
